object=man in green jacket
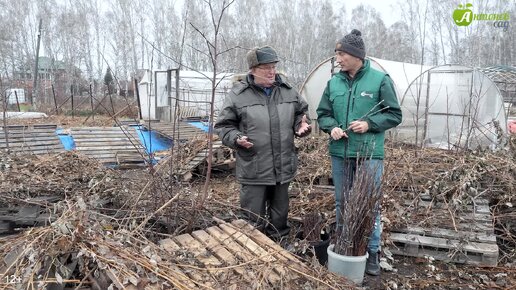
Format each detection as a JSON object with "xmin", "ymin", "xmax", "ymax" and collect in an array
[
  {"xmin": 317, "ymin": 29, "xmax": 402, "ymax": 276},
  {"xmin": 215, "ymin": 46, "xmax": 311, "ymax": 240}
]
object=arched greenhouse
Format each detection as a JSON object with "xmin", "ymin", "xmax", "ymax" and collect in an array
[{"xmin": 300, "ymin": 57, "xmax": 508, "ymax": 149}]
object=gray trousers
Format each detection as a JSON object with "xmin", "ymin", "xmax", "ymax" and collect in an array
[{"xmin": 240, "ymin": 183, "xmax": 291, "ymax": 239}]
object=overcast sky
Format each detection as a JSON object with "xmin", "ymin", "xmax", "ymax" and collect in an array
[{"xmin": 335, "ymin": 0, "xmax": 401, "ymax": 27}]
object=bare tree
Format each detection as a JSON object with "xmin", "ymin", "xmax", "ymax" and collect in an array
[
  {"xmin": 350, "ymin": 4, "xmax": 388, "ymax": 59},
  {"xmin": 384, "ymin": 21, "xmax": 418, "ymax": 63},
  {"xmin": 188, "ymin": 0, "xmax": 235, "ymax": 219}
]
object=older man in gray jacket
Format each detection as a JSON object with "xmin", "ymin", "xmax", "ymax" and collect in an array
[{"xmin": 215, "ymin": 46, "xmax": 311, "ymax": 239}]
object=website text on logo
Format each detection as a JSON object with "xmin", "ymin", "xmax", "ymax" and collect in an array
[{"xmin": 453, "ymin": 3, "xmax": 510, "ymax": 32}]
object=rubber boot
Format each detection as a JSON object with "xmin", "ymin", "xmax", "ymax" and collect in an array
[{"xmin": 365, "ymin": 251, "xmax": 380, "ymax": 276}]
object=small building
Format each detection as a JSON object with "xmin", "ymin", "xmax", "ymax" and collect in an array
[
  {"xmin": 12, "ymin": 56, "xmax": 68, "ymax": 104},
  {"xmin": 138, "ymin": 69, "xmax": 233, "ymax": 121}
]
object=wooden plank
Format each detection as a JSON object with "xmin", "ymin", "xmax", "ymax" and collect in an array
[
  {"xmin": 70, "ymin": 137, "xmax": 139, "ymax": 142},
  {"xmin": 191, "ymin": 229, "xmax": 238, "ymax": 261},
  {"xmin": 0, "ymin": 124, "xmax": 64, "ymax": 156},
  {"xmin": 72, "ymin": 131, "xmax": 139, "ymax": 137},
  {"xmin": 205, "ymin": 226, "xmax": 258, "ymax": 264},
  {"xmin": 0, "ymin": 132, "xmax": 58, "ymax": 138},
  {"xmin": 159, "ymin": 238, "xmax": 181, "ymax": 252},
  {"xmin": 403, "ymin": 199, "xmax": 491, "ymax": 214},
  {"xmin": 71, "ymin": 127, "xmax": 146, "ymax": 166},
  {"xmin": 75, "ymin": 154, "xmax": 144, "ymax": 161},
  {"xmin": 75, "ymin": 146, "xmax": 144, "ymax": 151},
  {"xmin": 1, "ymin": 126, "xmax": 57, "ymax": 130},
  {"xmin": 231, "ymin": 220, "xmax": 302, "ymax": 264},
  {"xmin": 230, "ymin": 220, "xmax": 311, "ymax": 280},
  {"xmin": 0, "ymin": 137, "xmax": 61, "ymax": 143},
  {"xmin": 205, "ymin": 226, "xmax": 265, "ymax": 284},
  {"xmin": 419, "ymin": 194, "xmax": 489, "ymax": 205},
  {"xmin": 0, "ymin": 146, "xmax": 63, "ymax": 153},
  {"xmin": 142, "ymin": 122, "xmax": 206, "ymax": 141},
  {"xmin": 0, "ymin": 145, "xmax": 62, "ymax": 151},
  {"xmin": 393, "ymin": 226, "xmax": 497, "ymax": 244},
  {"xmin": 74, "ymin": 141, "xmax": 143, "ymax": 147},
  {"xmin": 173, "ymin": 233, "xmax": 225, "ymax": 288},
  {"xmin": 190, "ymin": 230, "xmax": 244, "ymax": 288},
  {"xmin": 154, "ymin": 239, "xmax": 198, "ymax": 289},
  {"xmin": 390, "ymin": 232, "xmax": 498, "ymax": 267},
  {"xmin": 174, "ymin": 233, "xmax": 223, "ymax": 268},
  {"xmin": 218, "ymin": 223, "xmax": 284, "ymax": 282},
  {"xmin": 0, "ymin": 140, "xmax": 62, "ymax": 147},
  {"xmin": 70, "ymin": 127, "xmax": 134, "ymax": 131},
  {"xmin": 180, "ymin": 141, "xmax": 226, "ymax": 176},
  {"xmin": 1, "ymin": 124, "xmax": 57, "ymax": 130}
]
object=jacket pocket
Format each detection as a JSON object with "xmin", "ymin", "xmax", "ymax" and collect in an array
[
  {"xmin": 283, "ymin": 147, "xmax": 298, "ymax": 177},
  {"xmin": 328, "ymin": 93, "xmax": 348, "ymax": 123},
  {"xmin": 236, "ymin": 149, "xmax": 257, "ymax": 179},
  {"xmin": 354, "ymin": 90, "xmax": 381, "ymax": 117}
]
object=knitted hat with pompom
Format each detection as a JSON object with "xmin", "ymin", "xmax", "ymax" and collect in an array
[{"xmin": 335, "ymin": 29, "xmax": 366, "ymax": 60}]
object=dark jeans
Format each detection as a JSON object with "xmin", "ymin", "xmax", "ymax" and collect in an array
[
  {"xmin": 240, "ymin": 182, "xmax": 291, "ymax": 239},
  {"xmin": 331, "ymin": 156, "xmax": 383, "ymax": 253}
]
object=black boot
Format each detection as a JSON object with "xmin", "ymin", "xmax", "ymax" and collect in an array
[{"xmin": 365, "ymin": 251, "xmax": 380, "ymax": 276}]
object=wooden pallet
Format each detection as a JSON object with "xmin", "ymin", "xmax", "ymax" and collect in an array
[
  {"xmin": 0, "ymin": 124, "xmax": 64, "ymax": 155},
  {"xmin": 71, "ymin": 126, "xmax": 148, "ymax": 167},
  {"xmin": 158, "ymin": 219, "xmax": 308, "ymax": 288},
  {"xmin": 179, "ymin": 140, "xmax": 235, "ymax": 181},
  {"xmin": 142, "ymin": 121, "xmax": 207, "ymax": 141},
  {"xmin": 390, "ymin": 196, "xmax": 499, "ymax": 267}
]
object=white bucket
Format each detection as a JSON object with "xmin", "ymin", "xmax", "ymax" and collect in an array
[{"xmin": 327, "ymin": 244, "xmax": 368, "ymax": 285}]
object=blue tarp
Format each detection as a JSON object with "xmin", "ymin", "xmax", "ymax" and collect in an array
[
  {"xmin": 134, "ymin": 125, "xmax": 173, "ymax": 154},
  {"xmin": 56, "ymin": 129, "xmax": 75, "ymax": 150},
  {"xmin": 188, "ymin": 121, "xmax": 210, "ymax": 132}
]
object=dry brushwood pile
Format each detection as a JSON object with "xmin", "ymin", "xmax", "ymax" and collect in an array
[
  {"xmin": 381, "ymin": 142, "xmax": 516, "ymax": 262},
  {"xmin": 291, "ymin": 135, "xmax": 516, "ymax": 288},
  {"xmin": 0, "ymin": 202, "xmax": 354, "ymax": 289},
  {"xmin": 0, "ymin": 151, "xmax": 128, "ymax": 203},
  {"xmin": 292, "ymin": 135, "xmax": 516, "ymax": 261},
  {"xmin": 0, "ymin": 130, "xmax": 515, "ymax": 289},
  {"xmin": 0, "ymin": 142, "xmax": 356, "ymax": 289}
]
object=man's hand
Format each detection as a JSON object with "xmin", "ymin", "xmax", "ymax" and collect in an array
[
  {"xmin": 348, "ymin": 120, "xmax": 369, "ymax": 134},
  {"xmin": 296, "ymin": 115, "xmax": 312, "ymax": 137},
  {"xmin": 330, "ymin": 127, "xmax": 348, "ymax": 140},
  {"xmin": 236, "ymin": 135, "xmax": 254, "ymax": 149}
]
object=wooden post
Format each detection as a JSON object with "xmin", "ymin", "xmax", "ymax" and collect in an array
[
  {"xmin": 14, "ymin": 90, "xmax": 21, "ymax": 112},
  {"xmin": 134, "ymin": 78, "xmax": 142, "ymax": 119},
  {"xmin": 2, "ymin": 90, "xmax": 9, "ymax": 152},
  {"xmin": 109, "ymin": 93, "xmax": 115, "ymax": 115},
  {"xmin": 70, "ymin": 85, "xmax": 74, "ymax": 118},
  {"xmin": 89, "ymin": 84, "xmax": 95, "ymax": 120},
  {"xmin": 52, "ymin": 84, "xmax": 58, "ymax": 114},
  {"xmin": 32, "ymin": 19, "xmax": 42, "ymax": 106}
]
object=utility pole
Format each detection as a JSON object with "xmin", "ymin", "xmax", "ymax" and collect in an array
[{"xmin": 32, "ymin": 18, "xmax": 42, "ymax": 107}]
